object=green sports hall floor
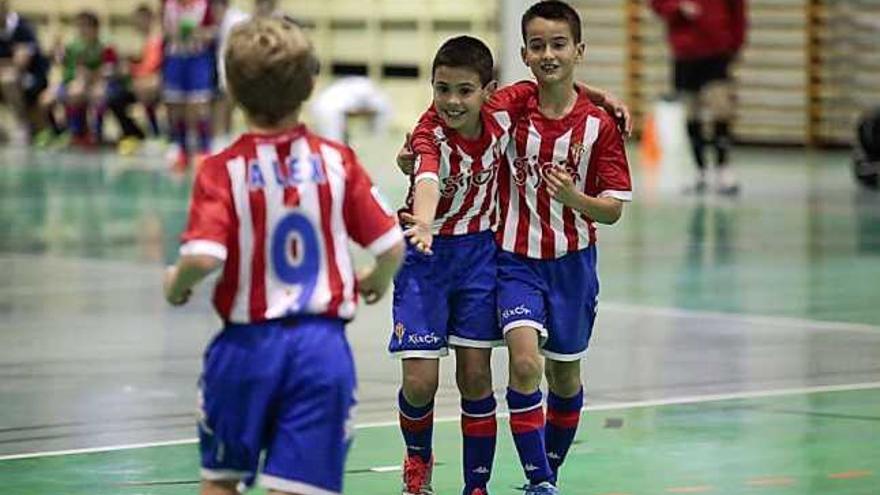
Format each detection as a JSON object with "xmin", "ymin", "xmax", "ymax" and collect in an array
[{"xmin": 0, "ymin": 137, "xmax": 878, "ymax": 495}]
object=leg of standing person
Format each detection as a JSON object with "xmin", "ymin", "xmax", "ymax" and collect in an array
[
  {"xmin": 456, "ymin": 347, "xmax": 496, "ymax": 495},
  {"xmin": 676, "ymin": 59, "xmax": 709, "ymax": 193},
  {"xmin": 109, "ymin": 81, "xmax": 145, "ymax": 138},
  {"xmin": 499, "ymin": 253, "xmax": 555, "ymax": 489},
  {"xmin": 544, "ymin": 359, "xmax": 583, "ymax": 476},
  {"xmin": 539, "ymin": 246, "xmax": 599, "ymax": 484},
  {"xmin": 704, "ymin": 67, "xmax": 739, "ymax": 194},
  {"xmin": 399, "ymin": 358, "xmax": 439, "ymax": 495},
  {"xmin": 0, "ymin": 66, "xmax": 28, "ymax": 140}
]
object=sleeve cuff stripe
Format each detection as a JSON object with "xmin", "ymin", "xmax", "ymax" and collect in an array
[
  {"xmin": 599, "ymin": 190, "xmax": 633, "ymax": 202},
  {"xmin": 414, "ymin": 172, "xmax": 440, "ymax": 184},
  {"xmin": 180, "ymin": 240, "xmax": 228, "ymax": 260},
  {"xmin": 366, "ymin": 226, "xmax": 404, "ymax": 255}
]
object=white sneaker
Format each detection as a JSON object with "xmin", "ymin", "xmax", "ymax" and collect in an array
[
  {"xmin": 684, "ymin": 170, "xmax": 708, "ymax": 194},
  {"xmin": 716, "ymin": 167, "xmax": 740, "ymax": 195}
]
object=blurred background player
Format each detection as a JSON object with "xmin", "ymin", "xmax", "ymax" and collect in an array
[
  {"xmin": 162, "ymin": 0, "xmax": 218, "ymax": 171},
  {"xmin": 0, "ymin": 0, "xmax": 50, "ymax": 144},
  {"xmin": 651, "ymin": 0, "xmax": 747, "ymax": 195},
  {"xmin": 254, "ymin": 0, "xmax": 280, "ymax": 18},
  {"xmin": 52, "ymin": 10, "xmax": 143, "ymax": 148},
  {"xmin": 128, "ymin": 3, "xmax": 164, "ymax": 143},
  {"xmin": 163, "ymin": 16, "xmax": 404, "ymax": 495},
  {"xmin": 310, "ymin": 76, "xmax": 392, "ymax": 144},
  {"xmin": 210, "ymin": 0, "xmax": 248, "ymax": 140}
]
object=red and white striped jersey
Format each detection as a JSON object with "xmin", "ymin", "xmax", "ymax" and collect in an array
[
  {"xmin": 405, "ymin": 82, "xmax": 536, "ymax": 236},
  {"xmin": 180, "ymin": 125, "xmax": 402, "ymax": 324},
  {"xmin": 497, "ymin": 88, "xmax": 632, "ymax": 259},
  {"xmin": 162, "ymin": 0, "xmax": 215, "ymax": 55}
]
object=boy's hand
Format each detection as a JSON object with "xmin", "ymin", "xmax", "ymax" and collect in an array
[
  {"xmin": 545, "ymin": 167, "xmax": 578, "ymax": 207},
  {"xmin": 396, "ymin": 132, "xmax": 416, "ymax": 175},
  {"xmin": 357, "ymin": 266, "xmax": 388, "ymax": 305},
  {"xmin": 680, "ymin": 0, "xmax": 701, "ymax": 19},
  {"xmin": 163, "ymin": 265, "xmax": 191, "ymax": 306},
  {"xmin": 603, "ymin": 93, "xmax": 633, "ymax": 138},
  {"xmin": 400, "ymin": 211, "xmax": 433, "ymax": 255}
]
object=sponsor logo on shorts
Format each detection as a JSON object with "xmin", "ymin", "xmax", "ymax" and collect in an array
[
  {"xmin": 501, "ymin": 304, "xmax": 532, "ymax": 320},
  {"xmin": 407, "ymin": 332, "xmax": 441, "ymax": 346}
]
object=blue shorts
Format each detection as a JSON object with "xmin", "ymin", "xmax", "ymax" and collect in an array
[
  {"xmin": 390, "ymin": 230, "xmax": 501, "ymax": 358},
  {"xmin": 163, "ymin": 51, "xmax": 216, "ymax": 103},
  {"xmin": 198, "ymin": 316, "xmax": 356, "ymax": 495},
  {"xmin": 497, "ymin": 247, "xmax": 599, "ymax": 361}
]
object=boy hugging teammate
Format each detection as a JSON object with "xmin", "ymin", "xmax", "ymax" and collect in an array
[
  {"xmin": 395, "ymin": 2, "xmax": 632, "ymax": 495},
  {"xmin": 390, "ymin": 36, "xmax": 531, "ymax": 495}
]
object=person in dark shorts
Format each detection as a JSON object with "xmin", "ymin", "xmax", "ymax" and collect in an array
[
  {"xmin": 0, "ymin": 0, "xmax": 50, "ymax": 142},
  {"xmin": 652, "ymin": 0, "xmax": 747, "ymax": 194}
]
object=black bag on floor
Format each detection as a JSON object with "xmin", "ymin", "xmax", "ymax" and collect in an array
[{"xmin": 854, "ymin": 108, "xmax": 880, "ymax": 189}]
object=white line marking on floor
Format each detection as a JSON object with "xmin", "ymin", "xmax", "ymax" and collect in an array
[
  {"xmin": 601, "ymin": 302, "xmax": 880, "ymax": 334},
  {"xmin": 3, "ymin": 381, "xmax": 876, "ymax": 462},
  {"xmin": 369, "ymin": 465, "xmax": 401, "ymax": 473}
]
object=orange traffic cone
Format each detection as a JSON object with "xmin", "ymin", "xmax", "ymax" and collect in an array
[
  {"xmin": 640, "ymin": 112, "xmax": 662, "ymax": 194},
  {"xmin": 640, "ymin": 112, "xmax": 661, "ymax": 170}
]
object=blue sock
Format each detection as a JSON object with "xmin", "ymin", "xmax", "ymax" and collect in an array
[
  {"xmin": 398, "ymin": 389, "xmax": 433, "ymax": 462},
  {"xmin": 172, "ymin": 118, "xmax": 188, "ymax": 156},
  {"xmin": 197, "ymin": 117, "xmax": 212, "ymax": 153},
  {"xmin": 92, "ymin": 103, "xmax": 106, "ymax": 142},
  {"xmin": 461, "ymin": 395, "xmax": 497, "ymax": 492},
  {"xmin": 66, "ymin": 105, "xmax": 86, "ymax": 137},
  {"xmin": 506, "ymin": 388, "xmax": 552, "ymax": 485},
  {"xmin": 145, "ymin": 104, "xmax": 160, "ymax": 137},
  {"xmin": 546, "ymin": 387, "xmax": 584, "ymax": 476}
]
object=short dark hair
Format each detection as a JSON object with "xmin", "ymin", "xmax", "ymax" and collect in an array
[
  {"xmin": 76, "ymin": 10, "xmax": 100, "ymax": 28},
  {"xmin": 521, "ymin": 0, "xmax": 582, "ymax": 44},
  {"xmin": 431, "ymin": 36, "xmax": 494, "ymax": 86}
]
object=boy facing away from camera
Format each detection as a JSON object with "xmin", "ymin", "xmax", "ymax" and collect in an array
[{"xmin": 163, "ymin": 17, "xmax": 404, "ymax": 495}]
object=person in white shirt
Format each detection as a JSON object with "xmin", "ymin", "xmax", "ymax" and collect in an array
[
  {"xmin": 310, "ymin": 76, "xmax": 392, "ymax": 143},
  {"xmin": 210, "ymin": 0, "xmax": 249, "ymax": 136}
]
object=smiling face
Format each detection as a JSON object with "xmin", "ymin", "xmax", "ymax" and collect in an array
[
  {"xmin": 521, "ymin": 16, "xmax": 584, "ymax": 86},
  {"xmin": 431, "ymin": 65, "xmax": 495, "ymax": 138}
]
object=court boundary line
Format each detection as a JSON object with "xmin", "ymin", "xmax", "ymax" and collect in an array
[
  {"xmin": 600, "ymin": 302, "xmax": 880, "ymax": 334},
  {"xmin": 1, "ymin": 381, "xmax": 877, "ymax": 462}
]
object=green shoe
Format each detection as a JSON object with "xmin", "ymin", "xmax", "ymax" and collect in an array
[{"xmin": 33, "ymin": 129, "xmax": 55, "ymax": 148}]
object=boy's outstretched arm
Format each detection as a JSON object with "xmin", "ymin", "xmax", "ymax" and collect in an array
[
  {"xmin": 163, "ymin": 254, "xmax": 223, "ymax": 305},
  {"xmin": 400, "ymin": 177, "xmax": 440, "ymax": 255}
]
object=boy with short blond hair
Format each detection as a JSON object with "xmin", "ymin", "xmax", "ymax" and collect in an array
[{"xmin": 164, "ymin": 17, "xmax": 404, "ymax": 495}]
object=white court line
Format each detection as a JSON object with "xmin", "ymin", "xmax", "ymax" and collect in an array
[
  {"xmin": 601, "ymin": 302, "xmax": 880, "ymax": 334},
  {"xmin": 1, "ymin": 381, "xmax": 878, "ymax": 462}
]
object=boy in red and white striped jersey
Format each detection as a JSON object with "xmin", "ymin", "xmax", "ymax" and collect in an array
[
  {"xmin": 390, "ymin": 36, "xmax": 529, "ymax": 495},
  {"xmin": 163, "ymin": 18, "xmax": 404, "ymax": 495},
  {"xmin": 394, "ymin": 29, "xmax": 630, "ymax": 494},
  {"xmin": 398, "ymin": 3, "xmax": 632, "ymax": 494},
  {"xmin": 496, "ymin": 2, "xmax": 632, "ymax": 494}
]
